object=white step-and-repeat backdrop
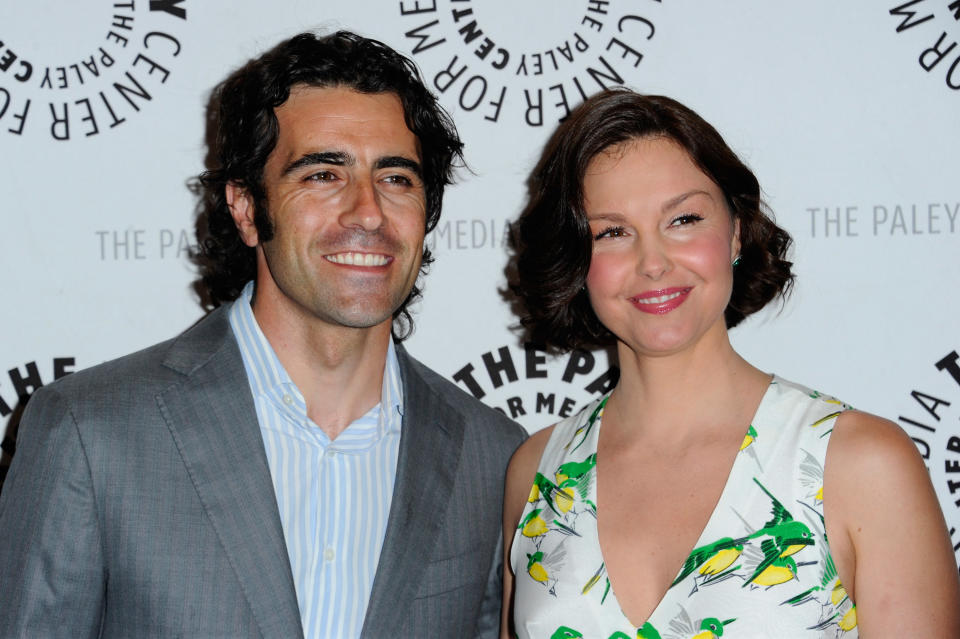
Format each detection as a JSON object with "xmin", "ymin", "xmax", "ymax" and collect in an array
[{"xmin": 2, "ymin": 2, "xmax": 958, "ymax": 569}]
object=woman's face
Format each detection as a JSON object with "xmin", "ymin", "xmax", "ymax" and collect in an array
[{"xmin": 583, "ymin": 136, "xmax": 740, "ymax": 358}]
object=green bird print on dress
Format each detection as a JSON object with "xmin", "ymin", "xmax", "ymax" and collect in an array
[
  {"xmin": 637, "ymin": 621, "xmax": 663, "ymax": 639},
  {"xmin": 532, "ymin": 454, "xmax": 597, "ymax": 518},
  {"xmin": 782, "ymin": 501, "xmax": 858, "ymax": 634},
  {"xmin": 733, "ymin": 478, "xmax": 815, "ymax": 588},
  {"xmin": 671, "ymin": 536, "xmax": 746, "ymax": 588},
  {"xmin": 661, "ymin": 607, "xmax": 735, "ymax": 639}
]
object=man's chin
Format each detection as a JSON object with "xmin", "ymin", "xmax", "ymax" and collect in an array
[{"xmin": 317, "ymin": 306, "xmax": 397, "ymax": 332}]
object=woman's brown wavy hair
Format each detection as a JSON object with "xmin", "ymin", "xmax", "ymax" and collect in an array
[{"xmin": 509, "ymin": 88, "xmax": 793, "ymax": 351}]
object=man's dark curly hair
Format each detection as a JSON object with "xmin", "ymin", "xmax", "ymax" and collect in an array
[
  {"xmin": 195, "ymin": 30, "xmax": 463, "ymax": 339},
  {"xmin": 509, "ymin": 88, "xmax": 794, "ymax": 351}
]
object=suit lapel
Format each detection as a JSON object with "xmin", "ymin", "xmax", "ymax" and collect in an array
[
  {"xmin": 157, "ymin": 308, "xmax": 303, "ymax": 639},
  {"xmin": 361, "ymin": 348, "xmax": 465, "ymax": 637}
]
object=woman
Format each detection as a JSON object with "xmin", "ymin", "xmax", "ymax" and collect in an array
[{"xmin": 501, "ymin": 89, "xmax": 960, "ymax": 638}]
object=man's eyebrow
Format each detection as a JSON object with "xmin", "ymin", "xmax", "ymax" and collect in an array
[
  {"xmin": 375, "ymin": 156, "xmax": 422, "ymax": 178},
  {"xmin": 281, "ymin": 151, "xmax": 353, "ymax": 176}
]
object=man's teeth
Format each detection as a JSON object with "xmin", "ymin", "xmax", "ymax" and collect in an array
[
  {"xmin": 326, "ymin": 252, "xmax": 389, "ymax": 266},
  {"xmin": 635, "ymin": 291, "xmax": 684, "ymax": 304}
]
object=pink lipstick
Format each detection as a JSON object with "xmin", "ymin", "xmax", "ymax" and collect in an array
[{"xmin": 629, "ymin": 287, "xmax": 692, "ymax": 314}]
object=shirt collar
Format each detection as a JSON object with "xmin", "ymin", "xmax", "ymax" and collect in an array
[{"xmin": 228, "ymin": 281, "xmax": 404, "ymax": 445}]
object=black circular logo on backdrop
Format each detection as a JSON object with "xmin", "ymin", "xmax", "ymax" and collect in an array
[
  {"xmin": 396, "ymin": 0, "xmax": 663, "ymax": 126},
  {"xmin": 897, "ymin": 348, "xmax": 960, "ymax": 572},
  {"xmin": 888, "ymin": 2, "xmax": 960, "ymax": 91},
  {"xmin": 0, "ymin": 357, "xmax": 76, "ymax": 491},
  {"xmin": 0, "ymin": 0, "xmax": 188, "ymax": 140},
  {"xmin": 451, "ymin": 342, "xmax": 618, "ymax": 432}
]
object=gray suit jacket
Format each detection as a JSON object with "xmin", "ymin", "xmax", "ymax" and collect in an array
[{"xmin": 0, "ymin": 306, "xmax": 525, "ymax": 638}]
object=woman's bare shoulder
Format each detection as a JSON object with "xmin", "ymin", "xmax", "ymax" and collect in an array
[
  {"xmin": 828, "ymin": 409, "xmax": 923, "ymax": 474},
  {"xmin": 825, "ymin": 409, "xmax": 960, "ymax": 634},
  {"xmin": 508, "ymin": 425, "xmax": 555, "ymax": 475}
]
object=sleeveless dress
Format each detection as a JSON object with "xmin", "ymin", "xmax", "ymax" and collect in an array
[{"xmin": 510, "ymin": 376, "xmax": 858, "ymax": 639}]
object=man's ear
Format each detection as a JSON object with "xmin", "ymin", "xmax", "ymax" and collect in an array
[{"xmin": 226, "ymin": 182, "xmax": 259, "ymax": 247}]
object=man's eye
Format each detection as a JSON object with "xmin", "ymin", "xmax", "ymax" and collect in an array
[
  {"xmin": 383, "ymin": 174, "xmax": 414, "ymax": 186},
  {"xmin": 306, "ymin": 171, "xmax": 337, "ymax": 182},
  {"xmin": 594, "ymin": 226, "xmax": 626, "ymax": 240}
]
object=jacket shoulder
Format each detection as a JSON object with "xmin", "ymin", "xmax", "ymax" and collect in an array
[
  {"xmin": 398, "ymin": 347, "xmax": 527, "ymax": 445},
  {"xmin": 32, "ymin": 307, "xmax": 234, "ymax": 404}
]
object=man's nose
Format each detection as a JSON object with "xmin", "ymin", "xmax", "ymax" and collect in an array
[{"xmin": 339, "ymin": 179, "xmax": 384, "ymax": 231}]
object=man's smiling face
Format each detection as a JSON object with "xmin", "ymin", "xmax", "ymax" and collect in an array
[{"xmin": 229, "ymin": 85, "xmax": 426, "ymax": 332}]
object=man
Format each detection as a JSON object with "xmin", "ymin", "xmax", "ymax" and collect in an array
[{"xmin": 0, "ymin": 31, "xmax": 525, "ymax": 638}]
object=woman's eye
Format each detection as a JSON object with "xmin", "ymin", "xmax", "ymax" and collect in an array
[
  {"xmin": 670, "ymin": 213, "xmax": 704, "ymax": 226},
  {"xmin": 594, "ymin": 226, "xmax": 626, "ymax": 240}
]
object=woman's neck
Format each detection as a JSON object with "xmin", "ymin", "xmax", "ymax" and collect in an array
[{"xmin": 603, "ymin": 333, "xmax": 771, "ymax": 449}]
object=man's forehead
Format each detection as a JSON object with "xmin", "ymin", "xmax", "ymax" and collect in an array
[
  {"xmin": 269, "ymin": 85, "xmax": 420, "ymax": 163},
  {"xmin": 278, "ymin": 84, "xmax": 406, "ymax": 122},
  {"xmin": 279, "ymin": 85, "xmax": 413, "ymax": 134}
]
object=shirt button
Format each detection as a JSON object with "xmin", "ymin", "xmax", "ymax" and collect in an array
[
  {"xmin": 282, "ymin": 394, "xmax": 294, "ymax": 406},
  {"xmin": 326, "ymin": 449, "xmax": 337, "ymax": 458},
  {"xmin": 324, "ymin": 547, "xmax": 335, "ymax": 562}
]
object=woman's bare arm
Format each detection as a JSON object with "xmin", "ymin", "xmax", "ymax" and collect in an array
[{"xmin": 825, "ymin": 410, "xmax": 960, "ymax": 636}]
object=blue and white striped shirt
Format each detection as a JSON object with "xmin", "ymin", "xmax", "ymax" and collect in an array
[{"xmin": 228, "ymin": 282, "xmax": 403, "ymax": 639}]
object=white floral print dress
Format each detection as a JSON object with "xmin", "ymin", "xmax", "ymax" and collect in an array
[{"xmin": 510, "ymin": 377, "xmax": 857, "ymax": 639}]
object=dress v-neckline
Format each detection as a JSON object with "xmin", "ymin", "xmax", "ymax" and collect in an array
[{"xmin": 593, "ymin": 377, "xmax": 777, "ymax": 629}]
